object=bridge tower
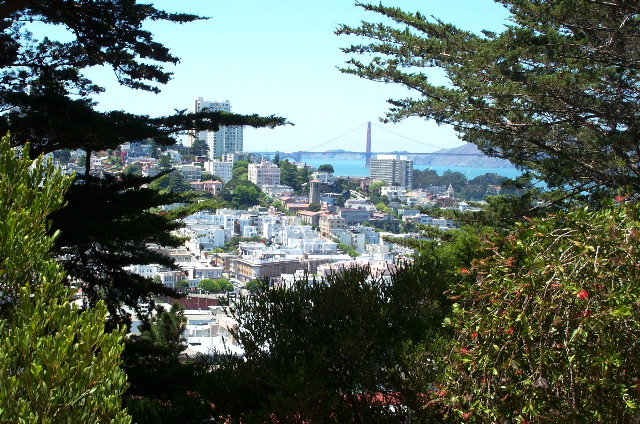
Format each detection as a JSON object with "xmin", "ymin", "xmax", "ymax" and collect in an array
[{"xmin": 365, "ymin": 121, "xmax": 372, "ymax": 167}]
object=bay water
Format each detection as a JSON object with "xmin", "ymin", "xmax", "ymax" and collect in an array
[{"xmin": 299, "ymin": 158, "xmax": 521, "ymax": 181}]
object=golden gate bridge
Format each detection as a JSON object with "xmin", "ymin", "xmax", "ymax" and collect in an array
[{"xmin": 251, "ymin": 122, "xmax": 486, "ymax": 165}]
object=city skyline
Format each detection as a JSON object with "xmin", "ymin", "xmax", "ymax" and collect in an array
[{"xmin": 86, "ymin": 1, "xmax": 511, "ymax": 153}]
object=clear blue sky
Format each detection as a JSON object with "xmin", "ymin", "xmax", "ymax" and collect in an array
[{"xmin": 88, "ymin": 1, "xmax": 511, "ymax": 153}]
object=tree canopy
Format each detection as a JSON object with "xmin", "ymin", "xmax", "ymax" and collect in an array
[
  {"xmin": 0, "ymin": 0, "xmax": 287, "ymax": 326},
  {"xmin": 48, "ymin": 173, "xmax": 189, "ymax": 322},
  {"xmin": 280, "ymin": 159, "xmax": 311, "ymax": 193},
  {"xmin": 0, "ymin": 1, "xmax": 287, "ymax": 158},
  {"xmin": 198, "ymin": 279, "xmax": 233, "ymax": 293},
  {"xmin": 317, "ymin": 163, "xmax": 334, "ymax": 173},
  {"xmin": 204, "ymin": 262, "xmax": 453, "ymax": 423},
  {"xmin": 338, "ymin": 1, "xmax": 640, "ymax": 197},
  {"xmin": 0, "ymin": 135, "xmax": 130, "ymax": 423},
  {"xmin": 444, "ymin": 202, "xmax": 640, "ymax": 422}
]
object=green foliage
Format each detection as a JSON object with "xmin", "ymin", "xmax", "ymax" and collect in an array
[
  {"xmin": 443, "ymin": 203, "xmax": 640, "ymax": 422},
  {"xmin": 339, "ymin": 1, "xmax": 640, "ymax": 197},
  {"xmin": 369, "ymin": 180, "xmax": 386, "ymax": 192},
  {"xmin": 198, "ymin": 279, "xmax": 218, "ymax": 293},
  {"xmin": 190, "ymin": 139, "xmax": 209, "ymax": 157},
  {"xmin": 217, "ymin": 279, "xmax": 234, "ymax": 292},
  {"xmin": 337, "ymin": 242, "xmax": 359, "ymax": 258},
  {"xmin": 317, "ymin": 163, "xmax": 334, "ymax": 173},
  {"xmin": 148, "ymin": 170, "xmax": 189, "ymax": 193},
  {"xmin": 232, "ymin": 166, "xmax": 248, "ymax": 179},
  {"xmin": 158, "ymin": 154, "xmax": 173, "ymax": 170},
  {"xmin": 232, "ymin": 185, "xmax": 260, "ymax": 208},
  {"xmin": 204, "ymin": 263, "xmax": 452, "ymax": 422},
  {"xmin": 308, "ymin": 202, "xmax": 321, "ymax": 212},
  {"xmin": 124, "ymin": 162, "xmax": 142, "ymax": 176},
  {"xmin": 48, "ymin": 172, "xmax": 189, "ymax": 323},
  {"xmin": 0, "ymin": 2, "xmax": 287, "ymax": 421},
  {"xmin": 233, "ymin": 160, "xmax": 249, "ymax": 169},
  {"xmin": 198, "ymin": 278, "xmax": 232, "ymax": 293},
  {"xmin": 279, "ymin": 159, "xmax": 310, "ymax": 193},
  {"xmin": 271, "ymin": 200, "xmax": 293, "ymax": 216},
  {"xmin": 376, "ymin": 202, "xmax": 392, "ymax": 214},
  {"xmin": 53, "ymin": 148, "xmax": 72, "ymax": 164},
  {"xmin": 245, "ymin": 279, "xmax": 267, "ymax": 294},
  {"xmin": 177, "ymin": 280, "xmax": 190, "ymax": 288},
  {"xmin": 201, "ymin": 173, "xmax": 221, "ymax": 182},
  {"xmin": 0, "ymin": 135, "xmax": 130, "ymax": 423}
]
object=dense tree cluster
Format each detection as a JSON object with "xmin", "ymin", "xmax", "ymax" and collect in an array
[
  {"xmin": 444, "ymin": 202, "xmax": 640, "ymax": 422},
  {"xmin": 413, "ymin": 168, "xmax": 528, "ymax": 200},
  {"xmin": 48, "ymin": 173, "xmax": 191, "ymax": 322},
  {"xmin": 279, "ymin": 159, "xmax": 312, "ymax": 193},
  {"xmin": 202, "ymin": 261, "xmax": 455, "ymax": 423},
  {"xmin": 198, "ymin": 278, "xmax": 234, "ymax": 293}
]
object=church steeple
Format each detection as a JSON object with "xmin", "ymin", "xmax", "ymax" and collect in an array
[{"xmin": 447, "ymin": 183, "xmax": 454, "ymax": 199}]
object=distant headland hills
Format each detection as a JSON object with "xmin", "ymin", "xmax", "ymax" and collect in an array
[{"xmin": 295, "ymin": 143, "xmax": 515, "ymax": 168}]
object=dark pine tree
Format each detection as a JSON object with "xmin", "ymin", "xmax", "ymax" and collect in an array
[
  {"xmin": 0, "ymin": 1, "xmax": 288, "ymax": 324},
  {"xmin": 338, "ymin": 0, "xmax": 640, "ymax": 199}
]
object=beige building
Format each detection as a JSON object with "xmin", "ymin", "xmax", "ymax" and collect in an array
[
  {"xmin": 319, "ymin": 214, "xmax": 347, "ymax": 237},
  {"xmin": 248, "ymin": 160, "xmax": 281, "ymax": 186},
  {"xmin": 297, "ymin": 210, "xmax": 323, "ymax": 227},
  {"xmin": 232, "ymin": 257, "xmax": 328, "ymax": 283},
  {"xmin": 190, "ymin": 180, "xmax": 223, "ymax": 195}
]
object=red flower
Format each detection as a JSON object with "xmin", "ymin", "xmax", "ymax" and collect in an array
[
  {"xmin": 504, "ymin": 326, "xmax": 514, "ymax": 335},
  {"xmin": 577, "ymin": 289, "xmax": 589, "ymax": 300},
  {"xmin": 471, "ymin": 332, "xmax": 478, "ymax": 339},
  {"xmin": 582, "ymin": 310, "xmax": 592, "ymax": 318},
  {"xmin": 615, "ymin": 195, "xmax": 626, "ymax": 203},
  {"xmin": 461, "ymin": 268, "xmax": 469, "ymax": 274}
]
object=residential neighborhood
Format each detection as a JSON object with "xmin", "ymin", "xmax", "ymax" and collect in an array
[{"xmin": 51, "ymin": 138, "xmax": 484, "ymax": 358}]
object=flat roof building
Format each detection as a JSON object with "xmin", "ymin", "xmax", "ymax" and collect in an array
[
  {"xmin": 248, "ymin": 160, "xmax": 281, "ymax": 186},
  {"xmin": 369, "ymin": 154, "xmax": 413, "ymax": 189}
]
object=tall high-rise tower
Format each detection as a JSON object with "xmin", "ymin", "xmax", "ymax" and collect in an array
[
  {"xmin": 188, "ymin": 98, "xmax": 243, "ymax": 159},
  {"xmin": 369, "ymin": 154, "xmax": 413, "ymax": 188}
]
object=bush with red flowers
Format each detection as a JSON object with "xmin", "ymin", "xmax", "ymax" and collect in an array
[{"xmin": 442, "ymin": 203, "xmax": 640, "ymax": 423}]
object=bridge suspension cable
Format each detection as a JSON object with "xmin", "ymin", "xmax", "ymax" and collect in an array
[
  {"xmin": 371, "ymin": 123, "xmax": 442, "ymax": 150},
  {"xmin": 300, "ymin": 122, "xmax": 369, "ymax": 152}
]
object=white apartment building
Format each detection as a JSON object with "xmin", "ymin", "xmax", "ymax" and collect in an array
[
  {"xmin": 248, "ymin": 160, "xmax": 281, "ymax": 186},
  {"xmin": 369, "ymin": 154, "xmax": 413, "ymax": 188},
  {"xmin": 175, "ymin": 163, "xmax": 203, "ymax": 182},
  {"xmin": 189, "ymin": 98, "xmax": 243, "ymax": 158},
  {"xmin": 126, "ymin": 264, "xmax": 158, "ymax": 279},
  {"xmin": 381, "ymin": 186, "xmax": 408, "ymax": 203},
  {"xmin": 204, "ymin": 155, "xmax": 234, "ymax": 183}
]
